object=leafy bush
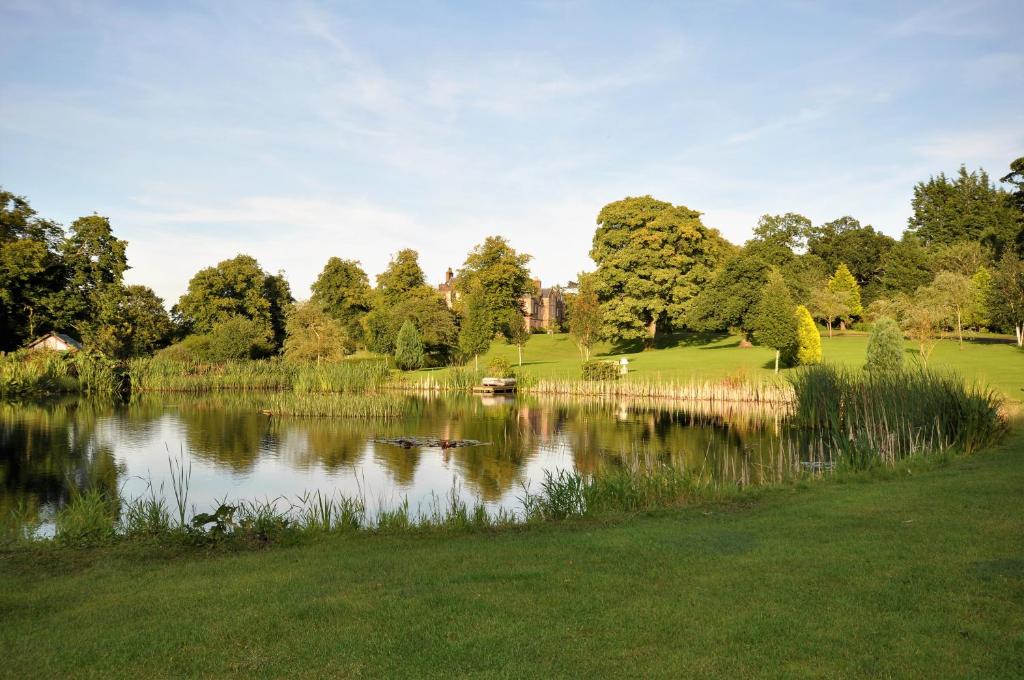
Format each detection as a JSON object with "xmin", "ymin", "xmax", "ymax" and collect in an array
[
  {"xmin": 865, "ymin": 317, "xmax": 904, "ymax": 373},
  {"xmin": 582, "ymin": 360, "xmax": 619, "ymax": 381},
  {"xmin": 485, "ymin": 357, "xmax": 514, "ymax": 378}
]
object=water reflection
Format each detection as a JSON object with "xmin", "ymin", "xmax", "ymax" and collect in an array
[{"xmin": 1, "ymin": 392, "xmax": 799, "ymax": 524}]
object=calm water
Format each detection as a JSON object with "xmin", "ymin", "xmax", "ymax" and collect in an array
[{"xmin": 0, "ymin": 392, "xmax": 794, "ymax": 525}]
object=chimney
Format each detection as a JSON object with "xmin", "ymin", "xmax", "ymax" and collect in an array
[{"xmin": 445, "ymin": 268, "xmax": 453, "ymax": 284}]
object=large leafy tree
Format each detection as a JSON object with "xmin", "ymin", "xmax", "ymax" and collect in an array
[
  {"xmin": 54, "ymin": 214, "xmax": 129, "ymax": 335},
  {"xmin": 689, "ymin": 249, "xmax": 771, "ymax": 338},
  {"xmin": 880, "ymin": 238, "xmax": 934, "ymax": 295},
  {"xmin": 283, "ymin": 302, "xmax": 349, "ymax": 363},
  {"xmin": 175, "ymin": 254, "xmax": 292, "ymax": 349},
  {"xmin": 930, "ymin": 271, "xmax": 974, "ymax": 347},
  {"xmin": 806, "ymin": 217, "xmax": 894, "ymax": 299},
  {"xmin": 907, "ymin": 165, "xmax": 1022, "ymax": 255},
  {"xmin": 310, "ymin": 257, "xmax": 372, "ymax": 337},
  {"xmin": 455, "ymin": 236, "xmax": 533, "ymax": 339},
  {"xmin": 458, "ymin": 285, "xmax": 493, "ymax": 371},
  {"xmin": 81, "ymin": 285, "xmax": 172, "ymax": 358},
  {"xmin": 364, "ymin": 249, "xmax": 457, "ymax": 363},
  {"xmin": 591, "ymin": 195, "xmax": 725, "ymax": 344},
  {"xmin": 375, "ymin": 248, "xmax": 426, "ymax": 306},
  {"xmin": 751, "ymin": 212, "xmax": 811, "ymax": 255},
  {"xmin": 0, "ymin": 189, "xmax": 65, "ymax": 349}
]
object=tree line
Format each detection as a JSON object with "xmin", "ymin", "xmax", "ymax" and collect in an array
[{"xmin": 2, "ymin": 156, "xmax": 1023, "ymax": 368}]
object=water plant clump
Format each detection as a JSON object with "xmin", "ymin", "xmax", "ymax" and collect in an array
[
  {"xmin": 127, "ymin": 357, "xmax": 390, "ymax": 393},
  {"xmin": 789, "ymin": 364, "xmax": 1005, "ymax": 468}
]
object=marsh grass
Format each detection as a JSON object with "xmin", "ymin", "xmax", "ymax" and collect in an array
[
  {"xmin": 0, "ymin": 350, "xmax": 122, "ymax": 397},
  {"xmin": 127, "ymin": 358, "xmax": 390, "ymax": 393},
  {"xmin": 790, "ymin": 364, "xmax": 1005, "ymax": 468},
  {"xmin": 255, "ymin": 392, "xmax": 407, "ymax": 418}
]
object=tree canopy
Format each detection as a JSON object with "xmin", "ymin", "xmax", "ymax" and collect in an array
[
  {"xmin": 592, "ymin": 195, "xmax": 725, "ymax": 343},
  {"xmin": 455, "ymin": 236, "xmax": 533, "ymax": 340}
]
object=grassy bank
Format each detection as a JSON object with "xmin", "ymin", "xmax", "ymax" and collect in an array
[
  {"xmin": 444, "ymin": 332, "xmax": 1024, "ymax": 400},
  {"xmin": 2, "ymin": 424, "xmax": 1021, "ymax": 678}
]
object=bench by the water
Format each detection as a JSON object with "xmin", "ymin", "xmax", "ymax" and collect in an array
[{"xmin": 472, "ymin": 377, "xmax": 517, "ymax": 394}]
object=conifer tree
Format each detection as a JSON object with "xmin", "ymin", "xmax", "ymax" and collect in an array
[
  {"xmin": 794, "ymin": 304, "xmax": 821, "ymax": 365},
  {"xmin": 827, "ymin": 263, "xmax": 863, "ymax": 327}
]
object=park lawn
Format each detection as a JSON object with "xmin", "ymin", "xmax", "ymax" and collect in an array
[
  {"xmin": 449, "ymin": 331, "xmax": 1024, "ymax": 400},
  {"xmin": 1, "ymin": 427, "xmax": 1022, "ymax": 678}
]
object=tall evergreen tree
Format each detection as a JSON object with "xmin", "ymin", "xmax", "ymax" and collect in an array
[
  {"xmin": 752, "ymin": 270, "xmax": 798, "ymax": 372},
  {"xmin": 393, "ymin": 320, "xmax": 426, "ymax": 371},
  {"xmin": 826, "ymin": 263, "xmax": 863, "ymax": 326}
]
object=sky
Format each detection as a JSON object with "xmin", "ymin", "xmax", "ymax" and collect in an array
[{"xmin": 2, "ymin": 0, "xmax": 1023, "ymax": 306}]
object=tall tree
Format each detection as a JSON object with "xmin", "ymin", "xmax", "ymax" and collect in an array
[
  {"xmin": 806, "ymin": 218, "xmax": 894, "ymax": 303},
  {"xmin": 455, "ymin": 236, "xmax": 533, "ymax": 339},
  {"xmin": 80, "ymin": 285, "xmax": 172, "ymax": 358},
  {"xmin": 752, "ymin": 270, "xmax": 798, "ymax": 372},
  {"xmin": 393, "ymin": 320, "xmax": 426, "ymax": 371},
  {"xmin": 375, "ymin": 249, "xmax": 426, "ymax": 306},
  {"xmin": 751, "ymin": 212, "xmax": 811, "ymax": 253},
  {"xmin": 907, "ymin": 165, "xmax": 1022, "ymax": 255},
  {"xmin": 283, "ymin": 302, "xmax": 349, "ymax": 364},
  {"xmin": 591, "ymin": 196, "xmax": 725, "ymax": 345},
  {"xmin": 930, "ymin": 271, "xmax": 974, "ymax": 347},
  {"xmin": 0, "ymin": 189, "xmax": 64, "ymax": 349},
  {"xmin": 175, "ymin": 254, "xmax": 291, "ymax": 349},
  {"xmin": 364, "ymin": 287, "xmax": 457, "ymax": 363},
  {"xmin": 880, "ymin": 238, "xmax": 933, "ymax": 295},
  {"xmin": 55, "ymin": 214, "xmax": 129, "ymax": 334},
  {"xmin": 458, "ymin": 286, "xmax": 493, "ymax": 372},
  {"xmin": 808, "ymin": 286, "xmax": 849, "ymax": 337},
  {"xmin": 689, "ymin": 249, "xmax": 771, "ymax": 338},
  {"xmin": 311, "ymin": 257, "xmax": 372, "ymax": 341},
  {"xmin": 567, "ymin": 272, "xmax": 602, "ymax": 361},
  {"xmin": 970, "ymin": 266, "xmax": 993, "ymax": 329},
  {"xmin": 989, "ymin": 253, "xmax": 1024, "ymax": 347},
  {"xmin": 826, "ymin": 263, "xmax": 863, "ymax": 326}
]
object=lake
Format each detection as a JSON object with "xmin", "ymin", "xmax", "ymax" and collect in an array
[{"xmin": 0, "ymin": 392, "xmax": 797, "ymax": 530}]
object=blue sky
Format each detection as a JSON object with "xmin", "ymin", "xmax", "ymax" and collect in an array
[{"xmin": 2, "ymin": 0, "xmax": 1022, "ymax": 305}]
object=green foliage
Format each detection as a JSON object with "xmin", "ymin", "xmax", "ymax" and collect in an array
[
  {"xmin": 930, "ymin": 271, "xmax": 975, "ymax": 343},
  {"xmin": 865, "ymin": 318, "xmax": 904, "ymax": 374},
  {"xmin": 826, "ymin": 263, "xmax": 862, "ymax": 320},
  {"xmin": 790, "ymin": 364, "xmax": 1004, "ymax": 467},
  {"xmin": 311, "ymin": 257, "xmax": 371, "ymax": 343},
  {"xmin": 175, "ymin": 254, "xmax": 292, "ymax": 348},
  {"xmin": 54, "ymin": 215, "xmax": 129, "ymax": 330},
  {"xmin": 455, "ymin": 236, "xmax": 533, "ymax": 340},
  {"xmin": 364, "ymin": 286, "xmax": 457, "ymax": 363},
  {"xmin": 0, "ymin": 350, "xmax": 76, "ymax": 396},
  {"xmin": 988, "ymin": 252, "xmax": 1024, "ymax": 345},
  {"xmin": 206, "ymin": 316, "xmax": 275, "ymax": 361},
  {"xmin": 793, "ymin": 305, "xmax": 821, "ymax": 365},
  {"xmin": 394, "ymin": 320, "xmax": 426, "ymax": 371},
  {"xmin": 485, "ymin": 357, "xmax": 514, "ymax": 379},
  {"xmin": 752, "ymin": 212, "xmax": 811, "ymax": 253},
  {"xmin": 807, "ymin": 286, "xmax": 849, "ymax": 336},
  {"xmin": 80, "ymin": 285, "xmax": 172, "ymax": 358},
  {"xmin": 908, "ymin": 165, "xmax": 1022, "ymax": 255},
  {"xmin": 880, "ymin": 238, "xmax": 934, "ymax": 295},
  {"xmin": 283, "ymin": 302, "xmax": 350, "ymax": 363},
  {"xmin": 54, "ymin": 489, "xmax": 118, "ymax": 546},
  {"xmin": 591, "ymin": 195, "xmax": 726, "ymax": 341},
  {"xmin": 806, "ymin": 217, "xmax": 894, "ymax": 296},
  {"xmin": 970, "ymin": 266, "xmax": 993, "ymax": 328},
  {"xmin": 375, "ymin": 248, "xmax": 426, "ymax": 305},
  {"xmin": 752, "ymin": 270, "xmax": 797, "ymax": 371},
  {"xmin": 567, "ymin": 271, "xmax": 602, "ymax": 360},
  {"xmin": 689, "ymin": 249, "xmax": 770, "ymax": 337},
  {"xmin": 457, "ymin": 287, "xmax": 493, "ymax": 365},
  {"xmin": 581, "ymin": 360, "xmax": 619, "ymax": 381}
]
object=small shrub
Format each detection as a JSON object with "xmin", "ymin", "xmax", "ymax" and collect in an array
[
  {"xmin": 865, "ymin": 317, "xmax": 904, "ymax": 374},
  {"xmin": 794, "ymin": 304, "xmax": 822, "ymax": 365},
  {"xmin": 485, "ymin": 357, "xmax": 514, "ymax": 378},
  {"xmin": 582, "ymin": 360, "xmax": 618, "ymax": 381},
  {"xmin": 393, "ymin": 320, "xmax": 425, "ymax": 371}
]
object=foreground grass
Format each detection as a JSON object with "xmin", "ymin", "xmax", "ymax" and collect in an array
[
  {"xmin": 2, "ymin": 429, "xmax": 1022, "ymax": 678},
  {"xmin": 442, "ymin": 331, "xmax": 1024, "ymax": 400}
]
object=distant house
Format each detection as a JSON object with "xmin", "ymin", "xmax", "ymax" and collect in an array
[
  {"xmin": 437, "ymin": 269, "xmax": 565, "ymax": 333},
  {"xmin": 26, "ymin": 332, "xmax": 83, "ymax": 352}
]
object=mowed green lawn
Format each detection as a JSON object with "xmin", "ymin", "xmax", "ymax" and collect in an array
[
  {"xmin": 2, "ymin": 427, "xmax": 1022, "ymax": 678},
  {"xmin": 451, "ymin": 332, "xmax": 1024, "ymax": 400}
]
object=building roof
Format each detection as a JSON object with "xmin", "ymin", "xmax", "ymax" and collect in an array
[{"xmin": 27, "ymin": 332, "xmax": 83, "ymax": 350}]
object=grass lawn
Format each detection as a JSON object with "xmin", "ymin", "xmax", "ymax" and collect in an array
[
  {"xmin": 2, "ymin": 427, "xmax": 1022, "ymax": 678},
  {"xmin": 440, "ymin": 331, "xmax": 1024, "ymax": 400}
]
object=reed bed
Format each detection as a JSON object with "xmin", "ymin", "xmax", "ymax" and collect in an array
[
  {"xmin": 127, "ymin": 358, "xmax": 390, "ymax": 393},
  {"xmin": 0, "ymin": 350, "xmax": 123, "ymax": 397},
  {"xmin": 789, "ymin": 364, "xmax": 1005, "ymax": 468},
  {"xmin": 255, "ymin": 392, "xmax": 407, "ymax": 418}
]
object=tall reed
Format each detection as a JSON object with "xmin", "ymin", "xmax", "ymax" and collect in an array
[{"xmin": 789, "ymin": 364, "xmax": 1005, "ymax": 468}]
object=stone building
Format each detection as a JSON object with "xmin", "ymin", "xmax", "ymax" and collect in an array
[{"xmin": 437, "ymin": 270, "xmax": 565, "ymax": 333}]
